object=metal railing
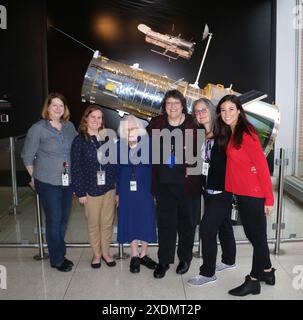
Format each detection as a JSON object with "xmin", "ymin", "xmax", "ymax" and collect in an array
[{"xmin": 0, "ymin": 142, "xmax": 301, "ymax": 261}]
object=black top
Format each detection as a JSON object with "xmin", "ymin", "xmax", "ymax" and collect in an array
[
  {"xmin": 157, "ymin": 118, "xmax": 185, "ymax": 184},
  {"xmin": 146, "ymin": 113, "xmax": 202, "ymax": 197},
  {"xmin": 202, "ymin": 139, "xmax": 227, "ymax": 191}
]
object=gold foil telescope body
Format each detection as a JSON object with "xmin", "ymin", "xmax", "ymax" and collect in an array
[
  {"xmin": 81, "ymin": 51, "xmax": 206, "ymax": 118},
  {"xmin": 81, "ymin": 51, "xmax": 279, "ymax": 155}
]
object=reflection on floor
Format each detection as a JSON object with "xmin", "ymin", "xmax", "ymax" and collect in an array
[
  {"xmin": 0, "ymin": 187, "xmax": 303, "ymax": 300},
  {"xmin": 0, "ymin": 244, "xmax": 302, "ymax": 300}
]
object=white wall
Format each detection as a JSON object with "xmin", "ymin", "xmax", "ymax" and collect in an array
[{"xmin": 275, "ymin": 0, "xmax": 298, "ymax": 175}]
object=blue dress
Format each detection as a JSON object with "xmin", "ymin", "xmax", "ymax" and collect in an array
[{"xmin": 116, "ymin": 138, "xmax": 157, "ymax": 244}]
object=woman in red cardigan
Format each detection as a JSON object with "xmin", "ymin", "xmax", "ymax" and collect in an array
[{"xmin": 215, "ymin": 94, "xmax": 276, "ymax": 296}]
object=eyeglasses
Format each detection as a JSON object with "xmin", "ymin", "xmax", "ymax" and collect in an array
[
  {"xmin": 166, "ymin": 102, "xmax": 181, "ymax": 107},
  {"xmin": 194, "ymin": 109, "xmax": 208, "ymax": 115}
]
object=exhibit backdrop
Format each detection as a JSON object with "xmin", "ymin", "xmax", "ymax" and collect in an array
[
  {"xmin": 0, "ymin": 0, "xmax": 276, "ymax": 184},
  {"xmin": 46, "ymin": 0, "xmax": 276, "ymax": 131}
]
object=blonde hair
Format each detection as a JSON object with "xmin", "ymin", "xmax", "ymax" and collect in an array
[
  {"xmin": 118, "ymin": 115, "xmax": 147, "ymax": 140},
  {"xmin": 41, "ymin": 92, "xmax": 70, "ymax": 122},
  {"xmin": 78, "ymin": 105, "xmax": 105, "ymax": 140}
]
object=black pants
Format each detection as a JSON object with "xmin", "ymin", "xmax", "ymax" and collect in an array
[
  {"xmin": 199, "ymin": 192, "xmax": 236, "ymax": 277},
  {"xmin": 237, "ymin": 195, "xmax": 272, "ymax": 279},
  {"xmin": 155, "ymin": 183, "xmax": 199, "ymax": 265}
]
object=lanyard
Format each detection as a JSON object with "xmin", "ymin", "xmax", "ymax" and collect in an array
[
  {"xmin": 204, "ymin": 139, "xmax": 212, "ymax": 163},
  {"xmin": 91, "ymin": 136, "xmax": 105, "ymax": 171},
  {"xmin": 131, "ymin": 166, "xmax": 136, "ymax": 180}
]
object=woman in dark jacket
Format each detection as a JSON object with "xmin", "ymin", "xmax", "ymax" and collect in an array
[
  {"xmin": 146, "ymin": 89, "xmax": 201, "ymax": 279},
  {"xmin": 187, "ymin": 98, "xmax": 236, "ymax": 287}
]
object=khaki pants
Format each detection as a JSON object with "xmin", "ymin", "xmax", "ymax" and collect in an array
[{"xmin": 85, "ymin": 189, "xmax": 116, "ymax": 257}]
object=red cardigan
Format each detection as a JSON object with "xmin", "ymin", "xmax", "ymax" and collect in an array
[{"xmin": 225, "ymin": 130, "xmax": 274, "ymax": 206}]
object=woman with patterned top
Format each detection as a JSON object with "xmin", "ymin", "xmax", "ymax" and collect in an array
[{"xmin": 71, "ymin": 105, "xmax": 116, "ymax": 269}]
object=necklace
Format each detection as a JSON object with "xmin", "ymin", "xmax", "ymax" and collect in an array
[{"xmin": 168, "ymin": 113, "xmax": 184, "ymax": 126}]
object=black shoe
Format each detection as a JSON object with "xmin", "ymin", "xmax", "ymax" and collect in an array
[
  {"xmin": 140, "ymin": 255, "xmax": 157, "ymax": 270},
  {"xmin": 153, "ymin": 264, "xmax": 169, "ymax": 279},
  {"xmin": 259, "ymin": 268, "xmax": 276, "ymax": 285},
  {"xmin": 176, "ymin": 261, "xmax": 190, "ymax": 275},
  {"xmin": 52, "ymin": 260, "xmax": 72, "ymax": 272},
  {"xmin": 130, "ymin": 257, "xmax": 140, "ymax": 273},
  {"xmin": 228, "ymin": 275, "xmax": 261, "ymax": 296},
  {"xmin": 64, "ymin": 257, "xmax": 74, "ymax": 267},
  {"xmin": 101, "ymin": 256, "xmax": 116, "ymax": 267},
  {"xmin": 91, "ymin": 257, "xmax": 101, "ymax": 269}
]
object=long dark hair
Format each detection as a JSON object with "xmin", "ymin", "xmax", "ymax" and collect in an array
[
  {"xmin": 161, "ymin": 89, "xmax": 188, "ymax": 115},
  {"xmin": 215, "ymin": 95, "xmax": 256, "ymax": 151}
]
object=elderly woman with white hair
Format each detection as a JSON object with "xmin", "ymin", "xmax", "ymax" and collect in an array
[{"xmin": 116, "ymin": 115, "xmax": 157, "ymax": 273}]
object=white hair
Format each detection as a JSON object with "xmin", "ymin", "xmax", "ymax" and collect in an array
[{"xmin": 118, "ymin": 115, "xmax": 147, "ymax": 140}]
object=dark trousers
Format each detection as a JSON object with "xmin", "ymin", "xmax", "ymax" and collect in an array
[
  {"xmin": 237, "ymin": 195, "xmax": 272, "ymax": 279},
  {"xmin": 199, "ymin": 192, "xmax": 236, "ymax": 277},
  {"xmin": 155, "ymin": 183, "xmax": 199, "ymax": 265},
  {"xmin": 35, "ymin": 179, "xmax": 73, "ymax": 267}
]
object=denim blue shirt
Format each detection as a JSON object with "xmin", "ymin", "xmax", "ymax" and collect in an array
[
  {"xmin": 21, "ymin": 119, "xmax": 77, "ymax": 186},
  {"xmin": 71, "ymin": 134, "xmax": 116, "ymax": 197}
]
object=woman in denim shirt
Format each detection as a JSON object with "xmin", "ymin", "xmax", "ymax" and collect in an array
[{"xmin": 21, "ymin": 92, "xmax": 77, "ymax": 272}]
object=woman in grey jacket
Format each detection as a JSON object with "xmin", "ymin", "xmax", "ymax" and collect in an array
[{"xmin": 21, "ymin": 92, "xmax": 77, "ymax": 272}]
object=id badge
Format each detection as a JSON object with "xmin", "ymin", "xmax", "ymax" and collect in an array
[
  {"xmin": 231, "ymin": 204, "xmax": 238, "ymax": 221},
  {"xmin": 130, "ymin": 180, "xmax": 137, "ymax": 192},
  {"xmin": 202, "ymin": 162, "xmax": 210, "ymax": 176},
  {"xmin": 62, "ymin": 173, "xmax": 69, "ymax": 186},
  {"xmin": 97, "ymin": 171, "xmax": 106, "ymax": 185}
]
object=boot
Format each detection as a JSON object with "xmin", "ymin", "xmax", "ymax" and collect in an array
[
  {"xmin": 228, "ymin": 275, "xmax": 261, "ymax": 296},
  {"xmin": 259, "ymin": 268, "xmax": 276, "ymax": 285}
]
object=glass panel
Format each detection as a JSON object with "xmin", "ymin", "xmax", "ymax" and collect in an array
[
  {"xmin": 65, "ymin": 199, "xmax": 89, "ymax": 243},
  {"xmin": 0, "ymin": 135, "xmax": 113, "ymax": 247},
  {"xmin": 280, "ymin": 148, "xmax": 303, "ymax": 240},
  {"xmin": 295, "ymin": 27, "xmax": 303, "ymax": 180},
  {"xmin": 0, "ymin": 137, "xmax": 36, "ymax": 244},
  {"xmin": 65, "ymin": 200, "xmax": 118, "ymax": 245},
  {"xmin": 231, "ymin": 151, "xmax": 277, "ymax": 242}
]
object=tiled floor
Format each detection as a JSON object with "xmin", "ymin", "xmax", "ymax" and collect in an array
[
  {"xmin": 0, "ymin": 187, "xmax": 302, "ymax": 300},
  {"xmin": 0, "ymin": 243, "xmax": 302, "ymax": 300}
]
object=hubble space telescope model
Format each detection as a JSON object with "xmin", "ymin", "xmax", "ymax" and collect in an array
[
  {"xmin": 81, "ymin": 50, "xmax": 279, "ymax": 156},
  {"xmin": 137, "ymin": 24, "xmax": 196, "ymax": 60},
  {"xmin": 49, "ymin": 21, "xmax": 279, "ymax": 155}
]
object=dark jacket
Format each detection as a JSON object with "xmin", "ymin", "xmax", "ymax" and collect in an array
[
  {"xmin": 146, "ymin": 114, "xmax": 202, "ymax": 197},
  {"xmin": 71, "ymin": 134, "xmax": 116, "ymax": 197},
  {"xmin": 202, "ymin": 138, "xmax": 226, "ymax": 192}
]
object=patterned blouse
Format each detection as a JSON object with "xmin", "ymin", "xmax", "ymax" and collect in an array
[{"xmin": 71, "ymin": 134, "xmax": 116, "ymax": 197}]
